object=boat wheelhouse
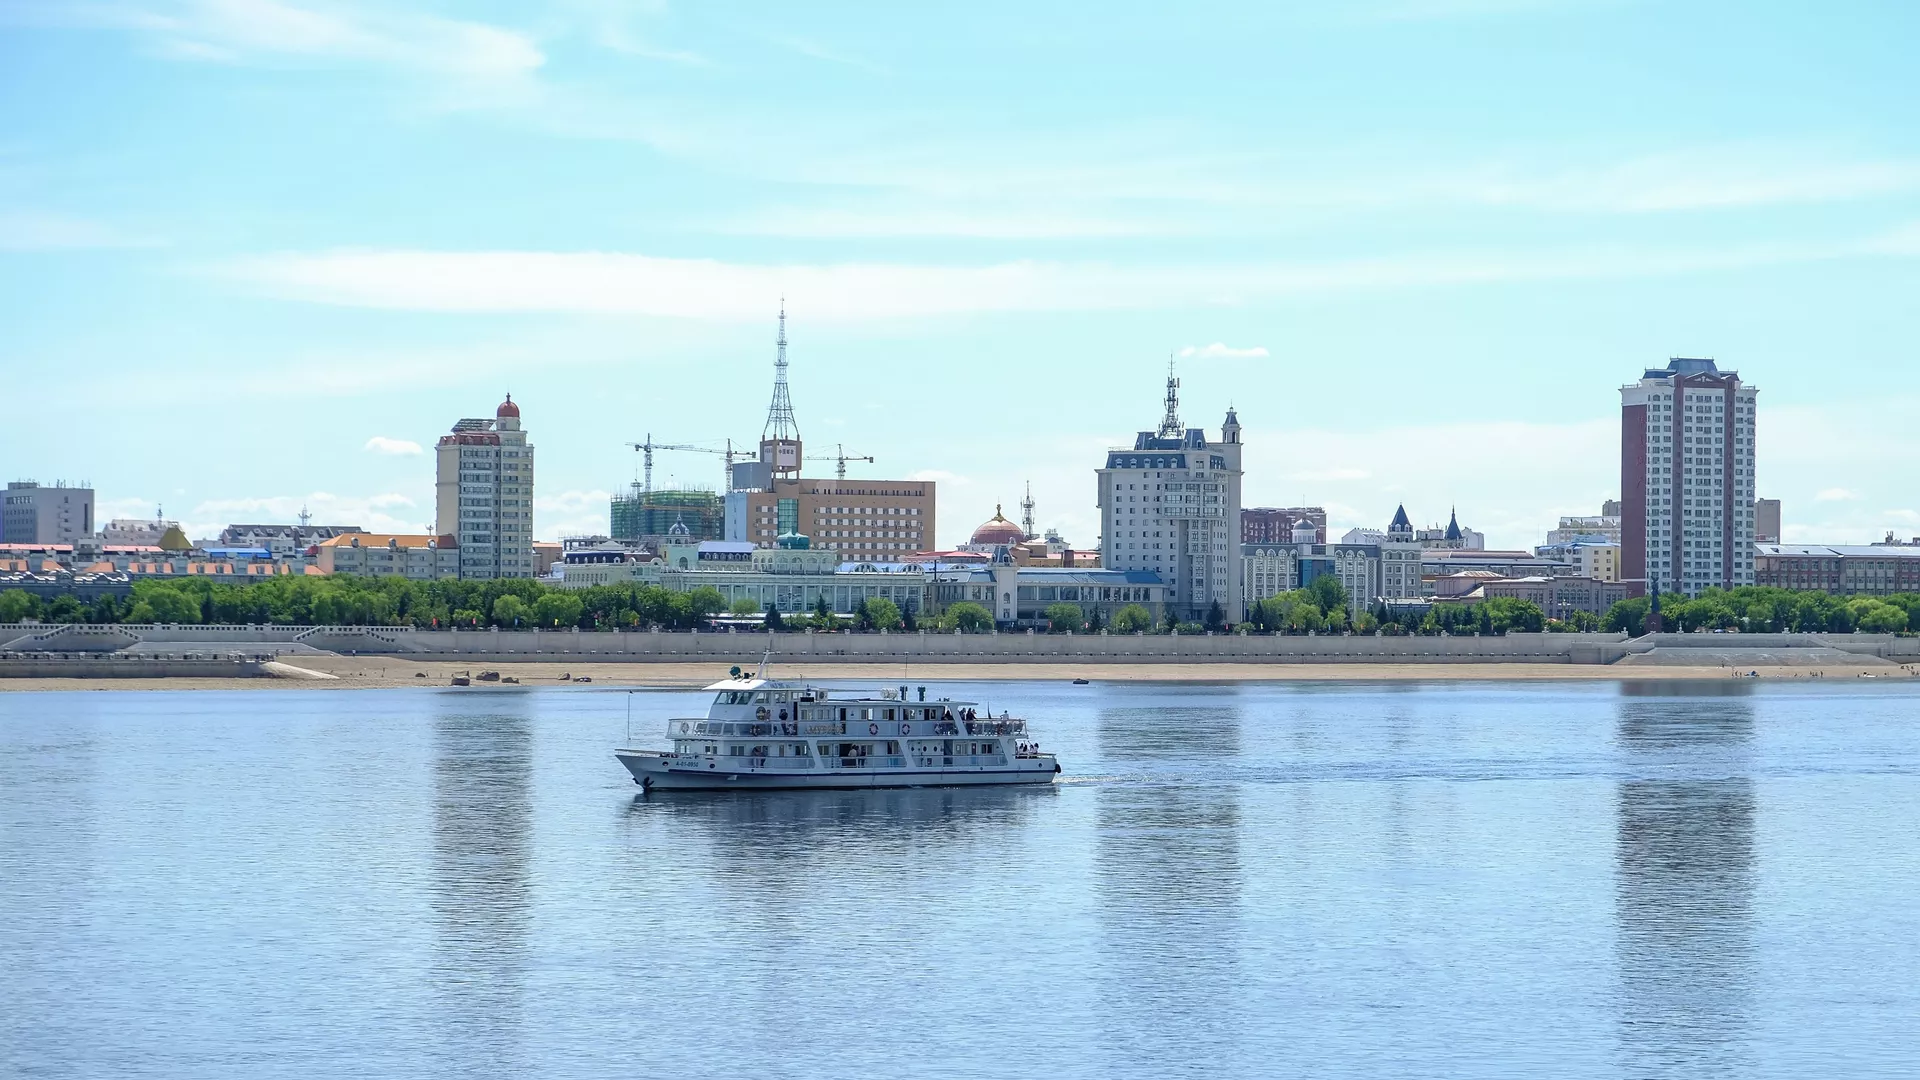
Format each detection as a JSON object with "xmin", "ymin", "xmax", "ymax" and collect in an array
[{"xmin": 616, "ymin": 677, "xmax": 1060, "ymax": 791}]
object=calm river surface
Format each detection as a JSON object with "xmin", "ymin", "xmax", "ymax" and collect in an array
[{"xmin": 4, "ymin": 679, "xmax": 1920, "ymax": 1078}]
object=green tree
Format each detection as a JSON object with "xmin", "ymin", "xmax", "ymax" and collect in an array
[
  {"xmin": 1204, "ymin": 600, "xmax": 1226, "ymax": 632},
  {"xmin": 139, "ymin": 586, "xmax": 202, "ymax": 624},
  {"xmin": 943, "ymin": 601, "xmax": 994, "ymax": 633},
  {"xmin": 1480, "ymin": 597, "xmax": 1545, "ymax": 634},
  {"xmin": 857, "ymin": 597, "xmax": 902, "ymax": 632},
  {"xmin": 764, "ymin": 604, "xmax": 786, "ymax": 631},
  {"xmin": 533, "ymin": 591, "xmax": 584, "ymax": 629},
  {"xmin": 728, "ymin": 597, "xmax": 760, "ymax": 616},
  {"xmin": 0, "ymin": 590, "xmax": 41, "ymax": 622},
  {"xmin": 812, "ymin": 594, "xmax": 833, "ymax": 625},
  {"xmin": 44, "ymin": 595, "xmax": 86, "ymax": 623},
  {"xmin": 1309, "ymin": 577, "xmax": 1349, "ymax": 620},
  {"xmin": 491, "ymin": 593, "xmax": 529, "ymax": 627},
  {"xmin": 1043, "ymin": 602, "xmax": 1084, "ymax": 632},
  {"xmin": 1853, "ymin": 599, "xmax": 1908, "ymax": 633},
  {"xmin": 1603, "ymin": 596, "xmax": 1650, "ymax": 635},
  {"xmin": 1112, "ymin": 604, "xmax": 1154, "ymax": 634},
  {"xmin": 684, "ymin": 586, "xmax": 725, "ymax": 624}
]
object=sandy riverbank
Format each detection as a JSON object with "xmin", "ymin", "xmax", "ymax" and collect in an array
[{"xmin": 4, "ymin": 654, "xmax": 1918, "ymax": 692}]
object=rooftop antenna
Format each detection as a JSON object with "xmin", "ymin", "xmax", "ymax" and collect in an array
[
  {"xmin": 1157, "ymin": 354, "xmax": 1182, "ymax": 438},
  {"xmin": 1020, "ymin": 481, "xmax": 1036, "ymax": 541},
  {"xmin": 763, "ymin": 299, "xmax": 799, "ymax": 443}
]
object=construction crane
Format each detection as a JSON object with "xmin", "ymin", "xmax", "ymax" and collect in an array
[
  {"xmin": 806, "ymin": 444, "xmax": 874, "ymax": 481},
  {"xmin": 628, "ymin": 435, "xmax": 750, "ymax": 497}
]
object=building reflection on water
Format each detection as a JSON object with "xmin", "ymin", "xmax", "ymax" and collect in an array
[
  {"xmin": 1094, "ymin": 702, "xmax": 1246, "ymax": 1070},
  {"xmin": 1614, "ymin": 683, "xmax": 1756, "ymax": 1076},
  {"xmin": 430, "ymin": 700, "xmax": 534, "ymax": 1077}
]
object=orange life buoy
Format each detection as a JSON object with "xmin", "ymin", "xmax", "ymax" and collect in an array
[
  {"xmin": 680, "ymin": 722, "xmax": 689, "ymax": 733},
  {"xmin": 756, "ymin": 706, "xmax": 769, "ymax": 721},
  {"xmin": 868, "ymin": 723, "xmax": 880, "ymax": 735},
  {"xmin": 900, "ymin": 723, "xmax": 911, "ymax": 735}
]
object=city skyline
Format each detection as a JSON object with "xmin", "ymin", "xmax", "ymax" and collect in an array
[{"xmin": 3, "ymin": 2, "xmax": 1918, "ymax": 548}]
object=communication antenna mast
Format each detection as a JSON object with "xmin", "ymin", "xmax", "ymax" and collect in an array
[
  {"xmin": 763, "ymin": 299, "xmax": 799, "ymax": 443},
  {"xmin": 298, "ymin": 504, "xmax": 312, "ymax": 528},
  {"xmin": 1157, "ymin": 355, "xmax": 1182, "ymax": 439},
  {"xmin": 1020, "ymin": 482, "xmax": 1036, "ymax": 541}
]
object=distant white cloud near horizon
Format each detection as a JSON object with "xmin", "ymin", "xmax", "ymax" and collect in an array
[
  {"xmin": 214, "ymin": 227, "xmax": 1919, "ymax": 320},
  {"xmin": 363, "ymin": 436, "xmax": 423, "ymax": 456},
  {"xmin": 1178, "ymin": 343, "xmax": 1270, "ymax": 359}
]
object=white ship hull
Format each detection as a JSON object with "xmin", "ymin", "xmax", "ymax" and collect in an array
[{"xmin": 617, "ymin": 750, "xmax": 1060, "ymax": 791}]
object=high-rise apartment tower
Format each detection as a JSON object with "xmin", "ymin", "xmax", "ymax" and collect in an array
[
  {"xmin": 435, "ymin": 395, "xmax": 536, "ymax": 579},
  {"xmin": 1620, "ymin": 358, "xmax": 1758, "ymax": 596}
]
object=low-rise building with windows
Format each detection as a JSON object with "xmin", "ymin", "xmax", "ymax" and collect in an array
[
  {"xmin": 1753, "ymin": 543, "xmax": 1920, "ymax": 596},
  {"xmin": 315, "ymin": 533, "xmax": 461, "ymax": 580}
]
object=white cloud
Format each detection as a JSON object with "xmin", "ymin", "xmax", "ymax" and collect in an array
[
  {"xmin": 177, "ymin": 491, "xmax": 426, "ymax": 541},
  {"xmin": 0, "ymin": 211, "xmax": 159, "ymax": 251},
  {"xmin": 1178, "ymin": 342, "xmax": 1269, "ymax": 360},
  {"xmin": 362, "ymin": 435, "xmax": 423, "ymax": 456},
  {"xmin": 535, "ymin": 488, "xmax": 613, "ymax": 541},
  {"xmin": 1815, "ymin": 487, "xmax": 1861, "ymax": 502},
  {"xmin": 38, "ymin": 0, "xmax": 543, "ymax": 80},
  {"xmin": 218, "ymin": 229, "xmax": 1912, "ymax": 321}
]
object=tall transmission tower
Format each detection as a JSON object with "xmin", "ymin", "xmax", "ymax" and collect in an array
[
  {"xmin": 763, "ymin": 300, "xmax": 800, "ymax": 443},
  {"xmin": 1020, "ymin": 481, "xmax": 1036, "ymax": 541},
  {"xmin": 1157, "ymin": 355, "xmax": 1182, "ymax": 438}
]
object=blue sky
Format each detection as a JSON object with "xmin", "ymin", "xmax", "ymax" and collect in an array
[{"xmin": 2, "ymin": 0, "xmax": 1917, "ymax": 549}]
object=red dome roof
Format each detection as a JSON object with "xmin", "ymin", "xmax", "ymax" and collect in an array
[
  {"xmin": 497, "ymin": 394, "xmax": 520, "ymax": 419},
  {"xmin": 970, "ymin": 505, "xmax": 1027, "ymax": 546}
]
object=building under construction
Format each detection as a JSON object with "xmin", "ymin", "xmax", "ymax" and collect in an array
[{"xmin": 609, "ymin": 485, "xmax": 724, "ymax": 544}]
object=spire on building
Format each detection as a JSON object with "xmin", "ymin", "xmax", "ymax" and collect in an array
[
  {"xmin": 1389, "ymin": 504, "xmax": 1411, "ymax": 534},
  {"xmin": 1445, "ymin": 507, "xmax": 1462, "ymax": 542},
  {"xmin": 1157, "ymin": 356, "xmax": 1182, "ymax": 439},
  {"xmin": 763, "ymin": 299, "xmax": 799, "ymax": 443},
  {"xmin": 1020, "ymin": 481, "xmax": 1036, "ymax": 541}
]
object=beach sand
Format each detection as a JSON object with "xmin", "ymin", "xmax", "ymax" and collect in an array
[{"xmin": 4, "ymin": 654, "xmax": 1917, "ymax": 692}]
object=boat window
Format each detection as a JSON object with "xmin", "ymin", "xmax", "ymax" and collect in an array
[
  {"xmin": 884, "ymin": 708, "xmax": 895, "ymax": 721},
  {"xmin": 753, "ymin": 692, "xmax": 771, "ymax": 704}
]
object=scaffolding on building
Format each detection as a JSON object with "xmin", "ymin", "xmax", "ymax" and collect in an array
[{"xmin": 609, "ymin": 486, "xmax": 725, "ymax": 542}]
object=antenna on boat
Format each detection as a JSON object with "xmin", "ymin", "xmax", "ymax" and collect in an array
[{"xmin": 758, "ymin": 641, "xmax": 775, "ymax": 679}]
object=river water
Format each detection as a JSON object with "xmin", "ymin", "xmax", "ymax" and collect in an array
[{"xmin": 3, "ymin": 679, "xmax": 1919, "ymax": 1078}]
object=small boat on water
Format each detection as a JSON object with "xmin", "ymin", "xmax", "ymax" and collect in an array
[{"xmin": 616, "ymin": 673, "xmax": 1060, "ymax": 792}]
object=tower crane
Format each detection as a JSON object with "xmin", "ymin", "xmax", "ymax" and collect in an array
[
  {"xmin": 805, "ymin": 444, "xmax": 874, "ymax": 481},
  {"xmin": 628, "ymin": 435, "xmax": 750, "ymax": 497}
]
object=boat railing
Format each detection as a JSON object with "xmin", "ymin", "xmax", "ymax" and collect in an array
[
  {"xmin": 732, "ymin": 755, "xmax": 814, "ymax": 770},
  {"xmin": 913, "ymin": 755, "xmax": 1009, "ymax": 768},
  {"xmin": 827, "ymin": 755, "xmax": 908, "ymax": 769},
  {"xmin": 676, "ymin": 720, "xmax": 833, "ymax": 738},
  {"xmin": 964, "ymin": 720, "xmax": 1026, "ymax": 736}
]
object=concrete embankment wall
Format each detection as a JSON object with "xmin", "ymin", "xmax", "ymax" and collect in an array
[
  {"xmin": 2, "ymin": 624, "xmax": 1913, "ymax": 665},
  {"xmin": 0, "ymin": 657, "xmax": 270, "ymax": 679}
]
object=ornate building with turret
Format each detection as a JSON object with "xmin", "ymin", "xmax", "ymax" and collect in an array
[
  {"xmin": 1096, "ymin": 369, "xmax": 1243, "ymax": 623},
  {"xmin": 435, "ymin": 394, "xmax": 536, "ymax": 579}
]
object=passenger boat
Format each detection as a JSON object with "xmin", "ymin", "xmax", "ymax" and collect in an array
[{"xmin": 615, "ymin": 675, "xmax": 1061, "ymax": 792}]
